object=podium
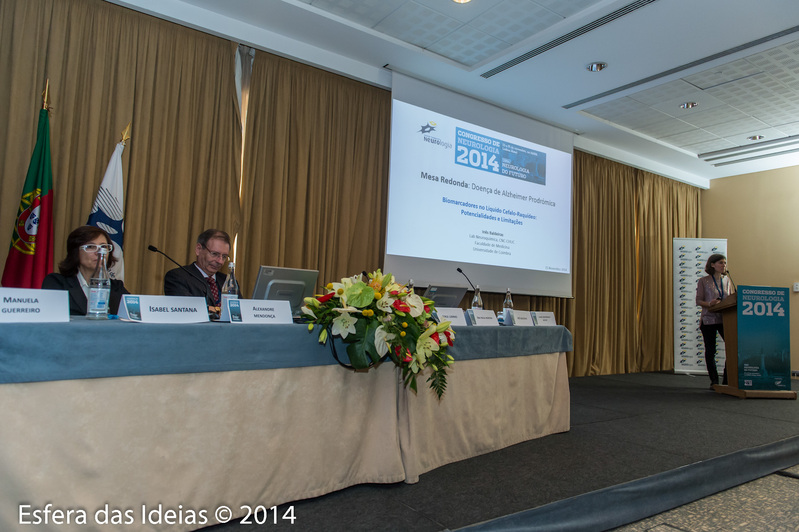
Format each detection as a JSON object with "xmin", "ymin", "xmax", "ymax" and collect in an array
[{"xmin": 710, "ymin": 288, "xmax": 796, "ymax": 399}]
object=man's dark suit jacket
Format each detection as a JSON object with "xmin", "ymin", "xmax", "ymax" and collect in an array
[
  {"xmin": 163, "ymin": 263, "xmax": 225, "ymax": 306},
  {"xmin": 41, "ymin": 273, "xmax": 128, "ymax": 315}
]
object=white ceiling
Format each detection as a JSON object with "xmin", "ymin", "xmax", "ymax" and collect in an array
[{"xmin": 109, "ymin": 0, "xmax": 799, "ymax": 187}]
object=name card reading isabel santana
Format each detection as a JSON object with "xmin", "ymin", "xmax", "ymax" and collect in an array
[
  {"xmin": 0, "ymin": 288, "xmax": 69, "ymax": 323},
  {"xmin": 117, "ymin": 295, "xmax": 209, "ymax": 323}
]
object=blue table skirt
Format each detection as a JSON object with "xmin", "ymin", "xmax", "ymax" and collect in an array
[{"xmin": 1, "ymin": 318, "xmax": 572, "ymax": 384}]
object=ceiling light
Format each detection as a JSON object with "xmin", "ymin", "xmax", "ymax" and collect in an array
[
  {"xmin": 586, "ymin": 62, "xmax": 607, "ymax": 72},
  {"xmin": 747, "ymin": 135, "xmax": 764, "ymax": 141},
  {"xmin": 452, "ymin": 0, "xmax": 471, "ymax": 3},
  {"xmin": 680, "ymin": 102, "xmax": 698, "ymax": 109}
]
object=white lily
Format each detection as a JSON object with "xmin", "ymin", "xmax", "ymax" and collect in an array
[
  {"xmin": 331, "ymin": 313, "xmax": 358, "ymax": 339},
  {"xmin": 376, "ymin": 292, "xmax": 395, "ymax": 313},
  {"xmin": 374, "ymin": 325, "xmax": 396, "ymax": 356}
]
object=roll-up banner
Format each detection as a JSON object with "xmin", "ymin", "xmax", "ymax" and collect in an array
[{"xmin": 672, "ymin": 238, "xmax": 727, "ymax": 375}]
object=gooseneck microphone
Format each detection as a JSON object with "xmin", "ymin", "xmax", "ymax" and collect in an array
[
  {"xmin": 724, "ymin": 269, "xmax": 737, "ymax": 294},
  {"xmin": 148, "ymin": 244, "xmax": 215, "ymax": 307},
  {"xmin": 457, "ymin": 267, "xmax": 476, "ymax": 291}
]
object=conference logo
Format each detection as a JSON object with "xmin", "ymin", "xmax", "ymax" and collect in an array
[
  {"xmin": 418, "ymin": 120, "xmax": 452, "ymax": 150},
  {"xmin": 11, "ymin": 189, "xmax": 43, "ymax": 255}
]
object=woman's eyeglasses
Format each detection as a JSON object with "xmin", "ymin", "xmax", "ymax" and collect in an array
[{"xmin": 80, "ymin": 244, "xmax": 114, "ymax": 253}]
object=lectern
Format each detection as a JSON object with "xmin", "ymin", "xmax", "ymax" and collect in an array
[{"xmin": 710, "ymin": 286, "xmax": 796, "ymax": 399}]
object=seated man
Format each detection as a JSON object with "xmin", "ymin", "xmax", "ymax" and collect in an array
[{"xmin": 163, "ymin": 229, "xmax": 231, "ymax": 310}]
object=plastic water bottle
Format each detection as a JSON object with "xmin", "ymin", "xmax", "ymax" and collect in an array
[
  {"xmin": 471, "ymin": 285, "xmax": 483, "ymax": 309},
  {"xmin": 221, "ymin": 261, "xmax": 240, "ymax": 310},
  {"xmin": 87, "ymin": 247, "xmax": 111, "ymax": 319}
]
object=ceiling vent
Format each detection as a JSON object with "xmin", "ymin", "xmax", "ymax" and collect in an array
[{"xmin": 480, "ymin": 0, "xmax": 659, "ymax": 79}]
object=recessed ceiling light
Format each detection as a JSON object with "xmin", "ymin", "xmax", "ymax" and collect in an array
[
  {"xmin": 586, "ymin": 62, "xmax": 607, "ymax": 72},
  {"xmin": 747, "ymin": 135, "xmax": 765, "ymax": 141},
  {"xmin": 680, "ymin": 102, "xmax": 698, "ymax": 109},
  {"xmin": 452, "ymin": 0, "xmax": 471, "ymax": 3}
]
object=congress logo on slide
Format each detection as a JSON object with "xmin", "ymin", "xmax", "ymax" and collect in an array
[{"xmin": 454, "ymin": 127, "xmax": 546, "ymax": 185}]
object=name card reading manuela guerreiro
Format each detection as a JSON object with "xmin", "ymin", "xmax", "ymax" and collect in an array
[{"xmin": 0, "ymin": 288, "xmax": 69, "ymax": 322}]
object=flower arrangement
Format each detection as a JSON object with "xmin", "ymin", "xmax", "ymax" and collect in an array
[{"xmin": 302, "ymin": 270, "xmax": 455, "ymax": 398}]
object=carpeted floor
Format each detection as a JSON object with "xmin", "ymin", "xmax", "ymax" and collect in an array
[{"xmin": 200, "ymin": 372, "xmax": 799, "ymax": 532}]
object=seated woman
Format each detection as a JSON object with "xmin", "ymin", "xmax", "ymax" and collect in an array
[{"xmin": 42, "ymin": 225, "xmax": 129, "ymax": 315}]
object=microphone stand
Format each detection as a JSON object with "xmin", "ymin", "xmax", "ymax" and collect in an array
[{"xmin": 456, "ymin": 267, "xmax": 476, "ymax": 291}]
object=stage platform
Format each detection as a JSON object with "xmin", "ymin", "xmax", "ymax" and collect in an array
[{"xmin": 203, "ymin": 372, "xmax": 799, "ymax": 532}]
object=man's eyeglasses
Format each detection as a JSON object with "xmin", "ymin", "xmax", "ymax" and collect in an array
[
  {"xmin": 80, "ymin": 244, "xmax": 114, "ymax": 253},
  {"xmin": 201, "ymin": 243, "xmax": 229, "ymax": 262}
]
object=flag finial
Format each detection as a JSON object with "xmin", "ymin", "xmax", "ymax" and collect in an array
[
  {"xmin": 120, "ymin": 122, "xmax": 132, "ymax": 145},
  {"xmin": 42, "ymin": 79, "xmax": 50, "ymax": 110}
]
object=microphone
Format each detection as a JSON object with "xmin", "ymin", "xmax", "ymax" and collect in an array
[
  {"xmin": 725, "ymin": 269, "xmax": 737, "ymax": 294},
  {"xmin": 457, "ymin": 267, "xmax": 476, "ymax": 291},
  {"xmin": 148, "ymin": 244, "xmax": 215, "ymax": 308}
]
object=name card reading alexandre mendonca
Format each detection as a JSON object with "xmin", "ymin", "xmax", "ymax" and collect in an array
[{"xmin": 224, "ymin": 299, "xmax": 293, "ymax": 324}]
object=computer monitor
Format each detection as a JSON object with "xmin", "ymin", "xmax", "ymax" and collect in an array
[
  {"xmin": 251, "ymin": 266, "xmax": 319, "ymax": 317},
  {"xmin": 422, "ymin": 285, "xmax": 468, "ymax": 309}
]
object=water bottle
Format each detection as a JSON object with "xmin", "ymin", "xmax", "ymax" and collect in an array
[
  {"xmin": 221, "ymin": 261, "xmax": 240, "ymax": 311},
  {"xmin": 87, "ymin": 247, "xmax": 111, "ymax": 319},
  {"xmin": 471, "ymin": 285, "xmax": 483, "ymax": 309},
  {"xmin": 503, "ymin": 288, "xmax": 514, "ymax": 324}
]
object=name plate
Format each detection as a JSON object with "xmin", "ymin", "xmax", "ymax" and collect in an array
[
  {"xmin": 226, "ymin": 299, "xmax": 293, "ymax": 324},
  {"xmin": 531, "ymin": 311, "xmax": 558, "ymax": 326},
  {"xmin": 118, "ymin": 295, "xmax": 209, "ymax": 323},
  {"xmin": 467, "ymin": 308, "xmax": 499, "ymax": 326},
  {"xmin": 435, "ymin": 307, "xmax": 467, "ymax": 326},
  {"xmin": 505, "ymin": 309, "xmax": 535, "ymax": 326},
  {"xmin": 0, "ymin": 288, "xmax": 69, "ymax": 323}
]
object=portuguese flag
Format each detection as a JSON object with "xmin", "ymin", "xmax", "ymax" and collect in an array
[{"xmin": 1, "ymin": 107, "xmax": 54, "ymax": 288}]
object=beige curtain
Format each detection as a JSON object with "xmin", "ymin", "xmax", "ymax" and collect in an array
[
  {"xmin": 0, "ymin": 0, "xmax": 241, "ymax": 294},
  {"xmin": 635, "ymin": 170, "xmax": 702, "ymax": 371},
  {"xmin": 568, "ymin": 151, "xmax": 639, "ymax": 375},
  {"xmin": 238, "ymin": 52, "xmax": 391, "ymax": 295}
]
